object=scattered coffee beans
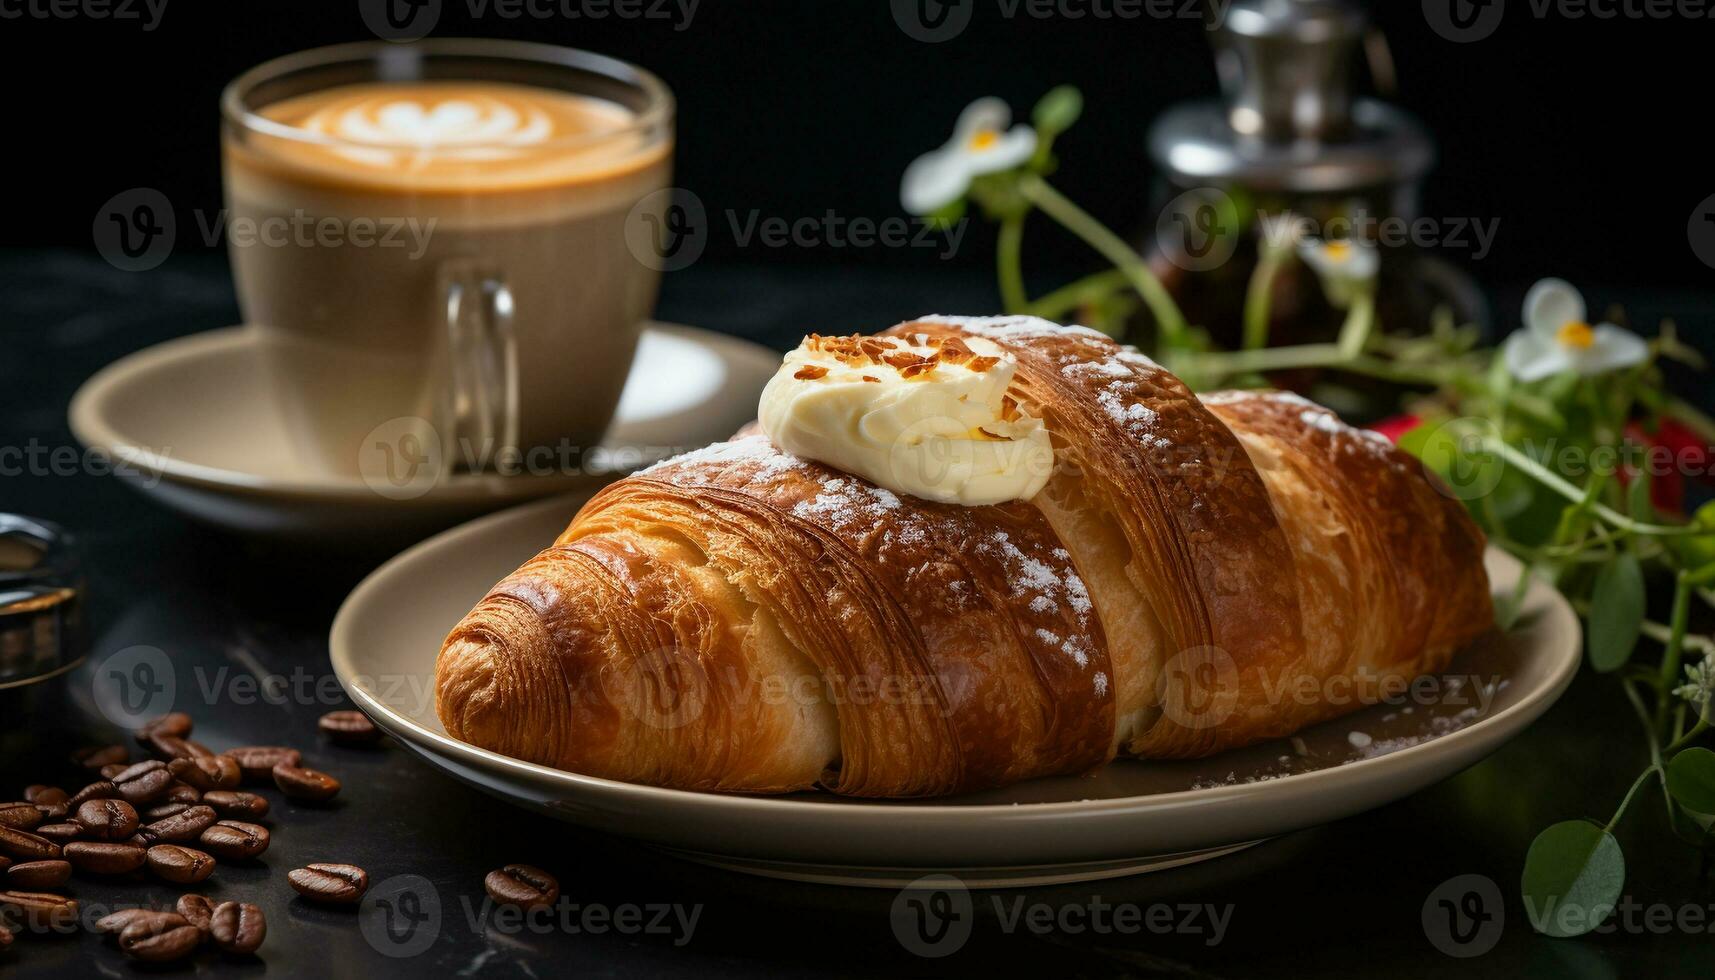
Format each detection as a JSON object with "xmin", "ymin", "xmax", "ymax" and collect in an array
[
  {"xmin": 0, "ymin": 803, "xmax": 43, "ymax": 832},
  {"xmin": 169, "ymin": 756, "xmax": 241, "ymax": 791},
  {"xmin": 176, "ymin": 893, "xmax": 215, "ymax": 934},
  {"xmin": 198, "ymin": 821, "xmax": 269, "ymax": 861},
  {"xmin": 21, "ymin": 787, "xmax": 67, "ymax": 806},
  {"xmin": 66, "ymin": 781, "xmax": 117, "ymax": 807},
  {"xmin": 119, "ymin": 912, "xmax": 201, "ymax": 962},
  {"xmin": 202, "ymin": 790, "xmax": 269, "ymax": 819},
  {"xmin": 135, "ymin": 712, "xmax": 193, "ymax": 744},
  {"xmin": 0, "ymin": 890, "xmax": 78, "ymax": 930},
  {"xmin": 4, "ymin": 860, "xmax": 71, "ymax": 890},
  {"xmin": 287, "ymin": 863, "xmax": 368, "ymax": 904},
  {"xmin": 484, "ymin": 864, "xmax": 560, "ymax": 909},
  {"xmin": 64, "ymin": 841, "xmax": 147, "ymax": 875},
  {"xmin": 318, "ymin": 710, "xmax": 381, "ymax": 746},
  {"xmin": 111, "ymin": 761, "xmax": 174, "ymax": 806},
  {"xmin": 137, "ymin": 806, "xmax": 217, "ymax": 845},
  {"xmin": 210, "ymin": 901, "xmax": 267, "ymax": 955},
  {"xmin": 72, "ymin": 745, "xmax": 129, "ymax": 770},
  {"xmin": 0, "ymin": 826, "xmax": 61, "ymax": 861},
  {"xmin": 226, "ymin": 746, "xmax": 301, "ymax": 783},
  {"xmin": 31, "ymin": 824, "xmax": 79, "ymax": 845},
  {"xmin": 272, "ymin": 764, "xmax": 340, "ymax": 802},
  {"xmin": 145, "ymin": 845, "xmax": 215, "ymax": 885},
  {"xmin": 74, "ymin": 799, "xmax": 140, "ymax": 841}
]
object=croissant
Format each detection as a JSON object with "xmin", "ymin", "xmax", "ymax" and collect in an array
[{"xmin": 436, "ymin": 315, "xmax": 1492, "ymax": 797}]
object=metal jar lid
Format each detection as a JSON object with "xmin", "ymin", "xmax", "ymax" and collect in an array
[
  {"xmin": 1149, "ymin": 0, "xmax": 1434, "ymax": 193},
  {"xmin": 0, "ymin": 514, "xmax": 84, "ymax": 689}
]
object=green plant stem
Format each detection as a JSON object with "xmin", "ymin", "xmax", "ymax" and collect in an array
[
  {"xmin": 1657, "ymin": 573, "xmax": 1694, "ymax": 730},
  {"xmin": 1243, "ymin": 247, "xmax": 1288, "ymax": 351},
  {"xmin": 1666, "ymin": 397, "xmax": 1715, "ymax": 445},
  {"xmin": 1606, "ymin": 764, "xmax": 1662, "ymax": 832},
  {"xmin": 1337, "ymin": 291, "xmax": 1378, "ymax": 359},
  {"xmin": 1665, "ymin": 719, "xmax": 1710, "ymax": 754},
  {"xmin": 1024, "ymin": 269, "xmax": 1130, "ymax": 320},
  {"xmin": 996, "ymin": 213, "xmax": 1029, "ymax": 314},
  {"xmin": 1477, "ymin": 437, "xmax": 1706, "ymax": 537},
  {"xmin": 1015, "ymin": 175, "xmax": 1189, "ymax": 348}
]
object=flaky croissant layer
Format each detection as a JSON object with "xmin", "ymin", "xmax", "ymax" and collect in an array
[{"xmin": 436, "ymin": 316, "xmax": 1491, "ymax": 797}]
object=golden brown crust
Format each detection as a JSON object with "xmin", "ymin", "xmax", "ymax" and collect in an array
[
  {"xmin": 441, "ymin": 435, "xmax": 1114, "ymax": 797},
  {"xmin": 437, "ymin": 316, "xmax": 1495, "ymax": 795}
]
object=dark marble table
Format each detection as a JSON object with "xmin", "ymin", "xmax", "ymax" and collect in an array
[{"xmin": 1, "ymin": 250, "xmax": 1711, "ymax": 978}]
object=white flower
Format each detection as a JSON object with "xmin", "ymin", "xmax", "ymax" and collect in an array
[
  {"xmin": 1502, "ymin": 278, "xmax": 1648, "ymax": 382},
  {"xmin": 901, "ymin": 98, "xmax": 1037, "ymax": 215},
  {"xmin": 1296, "ymin": 237, "xmax": 1379, "ymax": 309}
]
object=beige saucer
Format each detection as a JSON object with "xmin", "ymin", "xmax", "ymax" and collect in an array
[
  {"xmin": 69, "ymin": 323, "xmax": 781, "ymax": 536},
  {"xmin": 330, "ymin": 494, "xmax": 1581, "ymax": 887}
]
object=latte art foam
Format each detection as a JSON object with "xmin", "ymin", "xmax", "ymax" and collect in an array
[{"xmin": 244, "ymin": 81, "xmax": 659, "ymax": 189}]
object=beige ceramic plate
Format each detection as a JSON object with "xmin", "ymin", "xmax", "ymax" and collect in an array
[
  {"xmin": 68, "ymin": 323, "xmax": 780, "ymax": 536},
  {"xmin": 330, "ymin": 493, "xmax": 1582, "ymax": 887}
]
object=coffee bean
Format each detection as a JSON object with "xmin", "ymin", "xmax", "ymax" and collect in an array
[
  {"xmin": 0, "ymin": 890, "xmax": 78, "ymax": 930},
  {"xmin": 0, "ymin": 803, "xmax": 43, "ymax": 832},
  {"xmin": 198, "ymin": 820, "xmax": 269, "ymax": 860},
  {"xmin": 164, "ymin": 782, "xmax": 202, "ymax": 804},
  {"xmin": 210, "ymin": 901, "xmax": 266, "ymax": 955},
  {"xmin": 143, "ymin": 802, "xmax": 192, "ymax": 822},
  {"xmin": 32, "ymin": 824, "xmax": 80, "ymax": 845},
  {"xmin": 0, "ymin": 922, "xmax": 11, "ymax": 949},
  {"xmin": 21, "ymin": 786, "xmax": 67, "ymax": 806},
  {"xmin": 119, "ymin": 912, "xmax": 201, "ymax": 962},
  {"xmin": 4, "ymin": 860, "xmax": 71, "ymax": 890},
  {"xmin": 112, "ymin": 761, "xmax": 173, "ymax": 805},
  {"xmin": 0, "ymin": 825, "xmax": 60, "ymax": 861},
  {"xmin": 318, "ymin": 710, "xmax": 382, "ymax": 746},
  {"xmin": 202, "ymin": 790, "xmax": 269, "ymax": 819},
  {"xmin": 287, "ymin": 863, "xmax": 368, "ymax": 904},
  {"xmin": 0, "ymin": 856, "xmax": 9, "ymax": 872},
  {"xmin": 272, "ymin": 764, "xmax": 340, "ymax": 802},
  {"xmin": 99, "ymin": 763, "xmax": 127, "ymax": 779},
  {"xmin": 64, "ymin": 841, "xmax": 147, "ymax": 875},
  {"xmin": 66, "ymin": 781, "xmax": 116, "ymax": 808},
  {"xmin": 74, "ymin": 799, "xmax": 140, "ymax": 841},
  {"xmin": 484, "ymin": 863, "xmax": 559, "ymax": 909},
  {"xmin": 138, "ymin": 805, "xmax": 217, "ymax": 845},
  {"xmin": 135, "ymin": 712, "xmax": 193, "ymax": 744},
  {"xmin": 145, "ymin": 845, "xmax": 215, "ymax": 885},
  {"xmin": 72, "ymin": 744, "xmax": 129, "ymax": 770},
  {"xmin": 169, "ymin": 755, "xmax": 241, "ymax": 791},
  {"xmin": 227, "ymin": 746, "xmax": 301, "ymax": 783}
]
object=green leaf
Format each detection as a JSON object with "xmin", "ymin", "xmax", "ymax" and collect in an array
[
  {"xmin": 923, "ymin": 196, "xmax": 967, "ymax": 231},
  {"xmin": 1670, "ymin": 501, "xmax": 1715, "ymax": 569},
  {"xmin": 1666, "ymin": 748, "xmax": 1715, "ymax": 814},
  {"xmin": 1586, "ymin": 553, "xmax": 1644, "ymax": 672},
  {"xmin": 1668, "ymin": 800, "xmax": 1715, "ymax": 849},
  {"xmin": 1032, "ymin": 86, "xmax": 1083, "ymax": 136},
  {"xmin": 1521, "ymin": 820, "xmax": 1625, "ymax": 938}
]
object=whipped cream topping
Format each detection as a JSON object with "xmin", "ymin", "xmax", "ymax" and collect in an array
[{"xmin": 757, "ymin": 332, "xmax": 1054, "ymax": 506}]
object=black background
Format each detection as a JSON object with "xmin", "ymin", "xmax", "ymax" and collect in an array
[{"xmin": 3, "ymin": 0, "xmax": 1712, "ymax": 299}]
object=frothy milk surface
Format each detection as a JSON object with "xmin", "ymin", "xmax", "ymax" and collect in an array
[{"xmin": 232, "ymin": 81, "xmax": 667, "ymax": 197}]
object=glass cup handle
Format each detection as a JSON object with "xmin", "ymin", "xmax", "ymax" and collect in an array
[{"xmin": 440, "ymin": 260, "xmax": 519, "ymax": 473}]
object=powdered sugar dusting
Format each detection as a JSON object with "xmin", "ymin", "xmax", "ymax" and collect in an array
[
  {"xmin": 1201, "ymin": 390, "xmax": 1406, "ymax": 469},
  {"xmin": 915, "ymin": 314, "xmax": 1110, "ymax": 343},
  {"xmin": 977, "ymin": 529, "xmax": 1099, "ymax": 671},
  {"xmin": 636, "ymin": 433, "xmax": 798, "ymax": 478}
]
